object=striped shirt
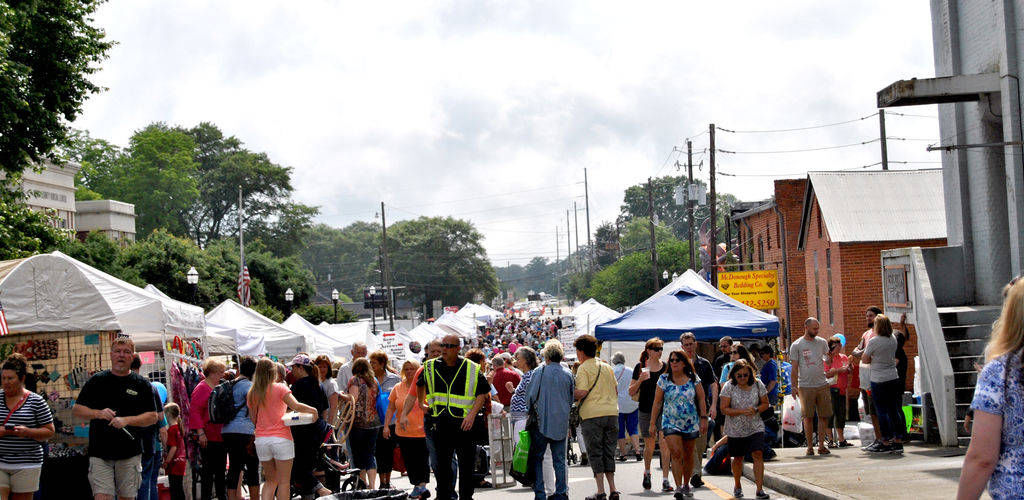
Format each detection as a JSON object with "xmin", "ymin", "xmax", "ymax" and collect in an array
[{"xmin": 0, "ymin": 390, "xmax": 53, "ymax": 467}]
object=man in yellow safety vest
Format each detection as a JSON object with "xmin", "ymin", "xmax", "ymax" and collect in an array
[{"xmin": 405, "ymin": 334, "xmax": 490, "ymax": 500}]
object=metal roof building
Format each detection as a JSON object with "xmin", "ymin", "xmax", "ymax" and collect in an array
[{"xmin": 797, "ymin": 169, "xmax": 947, "ymax": 248}]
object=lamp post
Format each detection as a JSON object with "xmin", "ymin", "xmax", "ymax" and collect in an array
[
  {"xmin": 662, "ymin": 270, "xmax": 669, "ymax": 287},
  {"xmin": 285, "ymin": 288, "xmax": 294, "ymax": 318},
  {"xmin": 672, "ymin": 271, "xmax": 679, "ymax": 281},
  {"xmin": 331, "ymin": 289, "xmax": 340, "ymax": 323},
  {"xmin": 369, "ymin": 285, "xmax": 377, "ymax": 333},
  {"xmin": 186, "ymin": 266, "xmax": 199, "ymax": 304}
]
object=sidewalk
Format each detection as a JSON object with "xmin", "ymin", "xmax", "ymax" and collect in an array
[{"xmin": 741, "ymin": 441, "xmax": 983, "ymax": 499}]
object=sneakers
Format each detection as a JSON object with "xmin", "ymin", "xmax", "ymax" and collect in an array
[
  {"xmin": 584, "ymin": 494, "xmax": 606, "ymax": 500},
  {"xmin": 635, "ymin": 452, "xmax": 643, "ymax": 462},
  {"xmin": 617, "ymin": 454, "xmax": 627, "ymax": 462},
  {"xmin": 861, "ymin": 440, "xmax": 876, "ymax": 450},
  {"xmin": 690, "ymin": 475, "xmax": 705, "ymax": 488},
  {"xmin": 662, "ymin": 478, "xmax": 674, "ymax": 492},
  {"xmin": 755, "ymin": 491, "xmax": 771, "ymax": 499},
  {"xmin": 408, "ymin": 485, "xmax": 431, "ymax": 499},
  {"xmin": 837, "ymin": 440, "xmax": 854, "ymax": 448},
  {"xmin": 675, "ymin": 485, "xmax": 693, "ymax": 498},
  {"xmin": 642, "ymin": 472, "xmax": 652, "ymax": 490},
  {"xmin": 805, "ymin": 448, "xmax": 815, "ymax": 456},
  {"xmin": 867, "ymin": 442, "xmax": 893, "ymax": 453},
  {"xmin": 890, "ymin": 442, "xmax": 904, "ymax": 455},
  {"xmin": 734, "ymin": 487, "xmax": 744, "ymax": 498}
]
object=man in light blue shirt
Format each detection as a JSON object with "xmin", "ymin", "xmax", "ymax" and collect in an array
[
  {"xmin": 612, "ymin": 352, "xmax": 641, "ymax": 462},
  {"xmin": 526, "ymin": 339, "xmax": 575, "ymax": 500}
]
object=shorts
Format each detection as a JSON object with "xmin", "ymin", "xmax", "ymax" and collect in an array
[
  {"xmin": 618, "ymin": 410, "xmax": 639, "ymax": 438},
  {"xmin": 829, "ymin": 388, "xmax": 847, "ymax": 429},
  {"xmin": 254, "ymin": 436, "xmax": 295, "ymax": 462},
  {"xmin": 727, "ymin": 432, "xmax": 765, "ymax": 458},
  {"xmin": 798, "ymin": 386, "xmax": 832, "ymax": 419},
  {"xmin": 0, "ymin": 466, "xmax": 41, "ymax": 493},
  {"xmin": 861, "ymin": 389, "xmax": 876, "ymax": 416},
  {"xmin": 639, "ymin": 411, "xmax": 661, "ymax": 438},
  {"xmin": 88, "ymin": 455, "xmax": 142, "ymax": 499},
  {"xmin": 663, "ymin": 428, "xmax": 700, "ymax": 440}
]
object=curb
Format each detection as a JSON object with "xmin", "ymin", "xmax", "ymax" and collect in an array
[{"xmin": 742, "ymin": 463, "xmax": 854, "ymax": 500}]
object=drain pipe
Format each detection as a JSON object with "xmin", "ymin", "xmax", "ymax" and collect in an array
[{"xmin": 773, "ymin": 204, "xmax": 793, "ymax": 347}]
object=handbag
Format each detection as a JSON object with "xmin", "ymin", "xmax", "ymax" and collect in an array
[
  {"xmin": 525, "ymin": 367, "xmax": 546, "ymax": 432},
  {"xmin": 510, "ymin": 430, "xmax": 534, "ymax": 487}
]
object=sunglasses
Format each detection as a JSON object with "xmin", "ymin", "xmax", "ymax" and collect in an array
[
  {"xmin": 735, "ymin": 373, "xmax": 750, "ymax": 378},
  {"xmin": 669, "ymin": 358, "xmax": 684, "ymax": 363},
  {"xmin": 441, "ymin": 343, "xmax": 459, "ymax": 348},
  {"xmin": 649, "ymin": 347, "xmax": 663, "ymax": 352}
]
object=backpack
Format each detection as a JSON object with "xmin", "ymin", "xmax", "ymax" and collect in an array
[{"xmin": 209, "ymin": 379, "xmax": 245, "ymax": 424}]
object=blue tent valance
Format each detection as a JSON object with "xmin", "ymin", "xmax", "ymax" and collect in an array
[{"xmin": 595, "ymin": 270, "xmax": 780, "ymax": 342}]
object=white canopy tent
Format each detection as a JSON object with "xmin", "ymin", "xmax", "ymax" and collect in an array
[
  {"xmin": 406, "ymin": 322, "xmax": 446, "ymax": 345},
  {"xmin": 142, "ymin": 284, "xmax": 263, "ymax": 356},
  {"xmin": 283, "ymin": 314, "xmax": 348, "ymax": 358},
  {"xmin": 317, "ymin": 321, "xmax": 378, "ymax": 358},
  {"xmin": 0, "ymin": 252, "xmax": 206, "ymax": 350},
  {"xmin": 572, "ymin": 299, "xmax": 622, "ymax": 337},
  {"xmin": 456, "ymin": 303, "xmax": 504, "ymax": 323},
  {"xmin": 434, "ymin": 311, "xmax": 479, "ymax": 339},
  {"xmin": 206, "ymin": 300, "xmax": 309, "ymax": 358}
]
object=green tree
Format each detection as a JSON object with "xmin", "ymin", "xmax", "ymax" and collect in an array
[
  {"xmin": 203, "ymin": 238, "xmax": 315, "ymax": 313},
  {"xmin": 117, "ymin": 229, "xmax": 206, "ymax": 297},
  {"xmin": 294, "ymin": 303, "xmax": 357, "ymax": 324},
  {"xmin": 583, "ymin": 239, "xmax": 691, "ymax": 309},
  {"xmin": 59, "ymin": 231, "xmax": 134, "ymax": 279},
  {"xmin": 252, "ymin": 303, "xmax": 283, "ymax": 323},
  {"xmin": 300, "ymin": 221, "xmax": 381, "ymax": 299},
  {"xmin": 593, "ymin": 221, "xmax": 619, "ymax": 268},
  {"xmin": 0, "ymin": 190, "xmax": 67, "ymax": 260},
  {"xmin": 619, "ymin": 217, "xmax": 675, "ymax": 254},
  {"xmin": 0, "ymin": 0, "xmax": 113, "ymax": 181}
]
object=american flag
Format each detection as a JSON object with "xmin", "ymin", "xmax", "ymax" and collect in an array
[
  {"xmin": 237, "ymin": 264, "xmax": 251, "ymax": 307},
  {"xmin": 0, "ymin": 300, "xmax": 8, "ymax": 336}
]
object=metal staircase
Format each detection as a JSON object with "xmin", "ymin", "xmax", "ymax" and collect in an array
[{"xmin": 937, "ymin": 305, "xmax": 1000, "ymax": 447}]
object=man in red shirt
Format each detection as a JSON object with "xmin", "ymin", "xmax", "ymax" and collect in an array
[{"xmin": 491, "ymin": 356, "xmax": 521, "ymax": 407}]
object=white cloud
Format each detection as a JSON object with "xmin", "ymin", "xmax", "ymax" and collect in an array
[{"xmin": 74, "ymin": 0, "xmax": 939, "ymax": 268}]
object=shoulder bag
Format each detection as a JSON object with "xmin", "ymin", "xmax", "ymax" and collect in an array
[{"xmin": 525, "ymin": 366, "xmax": 546, "ymax": 432}]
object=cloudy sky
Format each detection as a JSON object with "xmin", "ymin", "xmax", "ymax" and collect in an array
[{"xmin": 73, "ymin": 1, "xmax": 941, "ymax": 266}]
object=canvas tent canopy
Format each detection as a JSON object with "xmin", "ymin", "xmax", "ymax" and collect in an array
[
  {"xmin": 283, "ymin": 314, "xmax": 347, "ymax": 358},
  {"xmin": 207, "ymin": 300, "xmax": 309, "ymax": 358},
  {"xmin": 407, "ymin": 322, "xmax": 446, "ymax": 345},
  {"xmin": 456, "ymin": 303, "xmax": 504, "ymax": 323},
  {"xmin": 317, "ymin": 321, "xmax": 378, "ymax": 357},
  {"xmin": 595, "ymin": 270, "xmax": 780, "ymax": 342},
  {"xmin": 434, "ymin": 311, "xmax": 479, "ymax": 339},
  {"xmin": 572, "ymin": 299, "xmax": 621, "ymax": 337},
  {"xmin": 142, "ymin": 284, "xmax": 264, "ymax": 356},
  {"xmin": 0, "ymin": 252, "xmax": 206, "ymax": 350}
]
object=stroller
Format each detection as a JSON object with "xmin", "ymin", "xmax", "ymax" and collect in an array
[
  {"xmin": 317, "ymin": 397, "xmax": 366, "ymax": 495},
  {"xmin": 567, "ymin": 402, "xmax": 582, "ymax": 465}
]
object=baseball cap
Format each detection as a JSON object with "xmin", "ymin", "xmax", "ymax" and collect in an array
[{"xmin": 288, "ymin": 353, "xmax": 313, "ymax": 367}]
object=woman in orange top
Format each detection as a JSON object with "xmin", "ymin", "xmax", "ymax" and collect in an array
[
  {"xmin": 247, "ymin": 358, "xmax": 318, "ymax": 500},
  {"xmin": 385, "ymin": 360, "xmax": 430, "ymax": 499}
]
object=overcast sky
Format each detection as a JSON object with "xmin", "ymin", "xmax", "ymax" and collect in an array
[{"xmin": 73, "ymin": 1, "xmax": 940, "ymax": 266}]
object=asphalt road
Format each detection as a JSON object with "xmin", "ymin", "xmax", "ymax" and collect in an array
[{"xmin": 387, "ymin": 451, "xmax": 792, "ymax": 500}]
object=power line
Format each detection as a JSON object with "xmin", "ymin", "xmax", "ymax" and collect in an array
[
  {"xmin": 717, "ymin": 138, "xmax": 880, "ymax": 155},
  {"xmin": 716, "ymin": 112, "xmax": 879, "ymax": 134}
]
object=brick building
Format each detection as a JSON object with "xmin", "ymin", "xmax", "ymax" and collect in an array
[
  {"xmin": 732, "ymin": 179, "xmax": 809, "ymax": 343},
  {"xmin": 797, "ymin": 170, "xmax": 947, "ymax": 390}
]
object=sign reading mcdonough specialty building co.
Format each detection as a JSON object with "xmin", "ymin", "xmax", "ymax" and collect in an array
[{"xmin": 717, "ymin": 270, "xmax": 779, "ymax": 310}]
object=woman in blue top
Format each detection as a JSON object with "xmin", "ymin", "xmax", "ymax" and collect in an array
[
  {"xmin": 649, "ymin": 350, "xmax": 707, "ymax": 499},
  {"xmin": 958, "ymin": 278, "xmax": 1024, "ymax": 499},
  {"xmin": 223, "ymin": 356, "xmax": 259, "ymax": 500}
]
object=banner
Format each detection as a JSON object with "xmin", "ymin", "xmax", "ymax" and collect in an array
[
  {"xmin": 380, "ymin": 331, "xmax": 406, "ymax": 365},
  {"xmin": 558, "ymin": 328, "xmax": 577, "ymax": 360},
  {"xmin": 717, "ymin": 270, "xmax": 779, "ymax": 310}
]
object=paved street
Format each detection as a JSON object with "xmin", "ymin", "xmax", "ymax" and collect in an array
[{"xmin": 389, "ymin": 451, "xmax": 792, "ymax": 500}]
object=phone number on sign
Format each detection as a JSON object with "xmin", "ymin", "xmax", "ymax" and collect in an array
[{"xmin": 740, "ymin": 299, "xmax": 777, "ymax": 309}]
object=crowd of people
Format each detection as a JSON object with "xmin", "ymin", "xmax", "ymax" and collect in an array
[{"xmin": 0, "ymin": 300, "xmax": 1006, "ymax": 500}]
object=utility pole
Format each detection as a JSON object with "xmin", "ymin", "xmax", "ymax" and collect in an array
[
  {"xmin": 709, "ymin": 124, "xmax": 718, "ymax": 287},
  {"xmin": 566, "ymin": 209, "xmax": 572, "ymax": 276},
  {"xmin": 647, "ymin": 177, "xmax": 658, "ymax": 293},
  {"xmin": 687, "ymin": 140, "xmax": 696, "ymax": 272},
  {"xmin": 555, "ymin": 226, "xmax": 560, "ymax": 297},
  {"xmin": 584, "ymin": 168, "xmax": 593, "ymax": 271},
  {"xmin": 573, "ymin": 201, "xmax": 581, "ymax": 274},
  {"xmin": 878, "ymin": 109, "xmax": 889, "ymax": 170},
  {"xmin": 381, "ymin": 202, "xmax": 394, "ymax": 331}
]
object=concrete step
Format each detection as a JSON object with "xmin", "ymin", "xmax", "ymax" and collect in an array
[
  {"xmin": 954, "ymin": 370, "xmax": 978, "ymax": 388},
  {"xmin": 950, "ymin": 355, "xmax": 984, "ymax": 372},
  {"xmin": 937, "ymin": 305, "xmax": 1001, "ymax": 327},
  {"xmin": 946, "ymin": 338, "xmax": 986, "ymax": 357},
  {"xmin": 942, "ymin": 324, "xmax": 992, "ymax": 341}
]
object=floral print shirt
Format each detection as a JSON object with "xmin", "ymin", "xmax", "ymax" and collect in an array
[
  {"xmin": 971, "ymin": 351, "xmax": 1024, "ymax": 499},
  {"xmin": 656, "ymin": 373, "xmax": 699, "ymax": 434}
]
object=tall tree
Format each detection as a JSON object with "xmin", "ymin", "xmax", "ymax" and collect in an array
[
  {"xmin": 594, "ymin": 221, "xmax": 619, "ymax": 269},
  {"xmin": 0, "ymin": 0, "xmax": 112, "ymax": 181}
]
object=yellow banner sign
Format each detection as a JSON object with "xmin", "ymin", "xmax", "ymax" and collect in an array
[{"xmin": 717, "ymin": 270, "xmax": 779, "ymax": 310}]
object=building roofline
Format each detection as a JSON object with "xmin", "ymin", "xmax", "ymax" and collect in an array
[{"xmin": 731, "ymin": 201, "xmax": 776, "ymax": 222}]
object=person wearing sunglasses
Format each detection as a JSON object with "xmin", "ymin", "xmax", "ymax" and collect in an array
[
  {"xmin": 720, "ymin": 359, "xmax": 771, "ymax": 499},
  {"xmin": 648, "ymin": 350, "xmax": 707, "ymax": 499},
  {"xmin": 629, "ymin": 338, "xmax": 672, "ymax": 492}
]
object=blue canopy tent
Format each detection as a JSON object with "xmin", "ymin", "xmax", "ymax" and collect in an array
[{"xmin": 595, "ymin": 270, "xmax": 780, "ymax": 342}]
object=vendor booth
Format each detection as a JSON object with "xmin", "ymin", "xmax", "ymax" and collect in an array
[
  {"xmin": 0, "ymin": 252, "xmax": 210, "ymax": 497},
  {"xmin": 434, "ymin": 311, "xmax": 480, "ymax": 339},
  {"xmin": 283, "ymin": 313, "xmax": 347, "ymax": 358},
  {"xmin": 572, "ymin": 299, "xmax": 621, "ymax": 337},
  {"xmin": 143, "ymin": 284, "xmax": 265, "ymax": 356},
  {"xmin": 456, "ymin": 302, "xmax": 505, "ymax": 323},
  {"xmin": 317, "ymin": 321, "xmax": 378, "ymax": 357},
  {"xmin": 206, "ymin": 300, "xmax": 309, "ymax": 359},
  {"xmin": 595, "ymin": 270, "xmax": 780, "ymax": 342}
]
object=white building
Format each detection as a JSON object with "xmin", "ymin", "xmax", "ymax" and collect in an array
[
  {"xmin": 75, "ymin": 199, "xmax": 137, "ymax": 243},
  {"xmin": 17, "ymin": 161, "xmax": 80, "ymax": 231}
]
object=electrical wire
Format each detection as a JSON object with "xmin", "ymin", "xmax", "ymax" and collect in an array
[
  {"xmin": 717, "ymin": 138, "xmax": 880, "ymax": 155},
  {"xmin": 716, "ymin": 113, "xmax": 878, "ymax": 134}
]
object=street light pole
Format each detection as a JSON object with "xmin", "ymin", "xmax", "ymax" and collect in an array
[
  {"xmin": 186, "ymin": 266, "xmax": 199, "ymax": 305},
  {"xmin": 331, "ymin": 288, "xmax": 339, "ymax": 323},
  {"xmin": 369, "ymin": 285, "xmax": 377, "ymax": 334},
  {"xmin": 284, "ymin": 288, "xmax": 294, "ymax": 318}
]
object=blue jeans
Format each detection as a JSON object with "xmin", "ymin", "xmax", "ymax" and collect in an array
[
  {"xmin": 425, "ymin": 421, "xmax": 457, "ymax": 498},
  {"xmin": 138, "ymin": 450, "xmax": 161, "ymax": 500},
  {"xmin": 530, "ymin": 431, "xmax": 567, "ymax": 500},
  {"xmin": 870, "ymin": 379, "xmax": 906, "ymax": 442}
]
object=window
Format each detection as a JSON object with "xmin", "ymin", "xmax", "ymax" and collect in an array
[
  {"xmin": 826, "ymin": 248, "xmax": 833, "ymax": 325},
  {"xmin": 757, "ymin": 236, "xmax": 764, "ymax": 270},
  {"xmin": 767, "ymin": 228, "xmax": 771, "ymax": 250},
  {"xmin": 813, "ymin": 250, "xmax": 821, "ymax": 319},
  {"xmin": 817, "ymin": 203, "xmax": 823, "ymax": 238}
]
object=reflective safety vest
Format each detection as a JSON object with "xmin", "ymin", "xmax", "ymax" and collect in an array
[{"xmin": 423, "ymin": 357, "xmax": 480, "ymax": 418}]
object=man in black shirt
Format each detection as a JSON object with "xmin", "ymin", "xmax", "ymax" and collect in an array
[
  {"xmin": 408, "ymin": 335, "xmax": 490, "ymax": 500},
  {"xmin": 680, "ymin": 332, "xmax": 717, "ymax": 490},
  {"xmin": 74, "ymin": 337, "xmax": 159, "ymax": 500},
  {"xmin": 711, "ymin": 336, "xmax": 733, "ymax": 381}
]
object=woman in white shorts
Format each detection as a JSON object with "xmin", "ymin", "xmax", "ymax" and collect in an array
[
  {"xmin": 247, "ymin": 358, "xmax": 318, "ymax": 500},
  {"xmin": 0, "ymin": 353, "xmax": 54, "ymax": 500}
]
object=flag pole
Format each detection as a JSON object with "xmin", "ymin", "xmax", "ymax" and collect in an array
[{"xmin": 239, "ymin": 186, "xmax": 245, "ymax": 306}]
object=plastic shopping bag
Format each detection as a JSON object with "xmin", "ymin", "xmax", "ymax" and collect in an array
[
  {"xmin": 512, "ymin": 430, "xmax": 531, "ymax": 474},
  {"xmin": 781, "ymin": 394, "xmax": 803, "ymax": 434}
]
